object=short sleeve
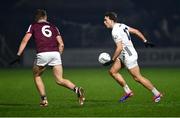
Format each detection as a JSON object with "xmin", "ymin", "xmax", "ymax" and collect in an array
[
  {"xmin": 112, "ymin": 30, "xmax": 122, "ymax": 43},
  {"xmin": 54, "ymin": 27, "xmax": 61, "ymax": 37},
  {"xmin": 122, "ymin": 24, "xmax": 129, "ymax": 30},
  {"xmin": 26, "ymin": 24, "xmax": 33, "ymax": 34},
  {"xmin": 112, "ymin": 23, "xmax": 130, "ymax": 43}
]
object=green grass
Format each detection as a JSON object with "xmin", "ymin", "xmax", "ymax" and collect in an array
[{"xmin": 0, "ymin": 67, "xmax": 180, "ymax": 117}]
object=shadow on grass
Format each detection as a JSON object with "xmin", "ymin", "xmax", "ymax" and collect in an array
[{"xmin": 67, "ymin": 99, "xmax": 119, "ymax": 108}]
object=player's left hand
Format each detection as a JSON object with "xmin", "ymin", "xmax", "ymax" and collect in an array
[
  {"xmin": 9, "ymin": 55, "xmax": 21, "ymax": 65},
  {"xmin": 144, "ymin": 41, "xmax": 155, "ymax": 48},
  {"xmin": 103, "ymin": 60, "xmax": 114, "ymax": 66}
]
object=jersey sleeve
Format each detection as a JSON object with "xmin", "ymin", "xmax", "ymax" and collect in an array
[
  {"xmin": 26, "ymin": 24, "xmax": 33, "ymax": 34},
  {"xmin": 112, "ymin": 24, "xmax": 130, "ymax": 43},
  {"xmin": 54, "ymin": 27, "xmax": 61, "ymax": 37},
  {"xmin": 122, "ymin": 24, "xmax": 130, "ymax": 30},
  {"xmin": 112, "ymin": 28, "xmax": 122, "ymax": 43}
]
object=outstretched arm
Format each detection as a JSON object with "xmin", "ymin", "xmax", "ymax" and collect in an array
[
  {"xmin": 128, "ymin": 27, "xmax": 147, "ymax": 42},
  {"xmin": 128, "ymin": 27, "xmax": 154, "ymax": 47},
  {"xmin": 9, "ymin": 33, "xmax": 31, "ymax": 65},
  {"xmin": 17, "ymin": 33, "xmax": 32, "ymax": 56}
]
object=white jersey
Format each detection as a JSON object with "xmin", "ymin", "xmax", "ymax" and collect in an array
[
  {"xmin": 112, "ymin": 23, "xmax": 138, "ymax": 69},
  {"xmin": 112, "ymin": 23, "xmax": 134, "ymax": 48}
]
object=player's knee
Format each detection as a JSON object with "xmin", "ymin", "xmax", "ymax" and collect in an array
[
  {"xmin": 133, "ymin": 77, "xmax": 140, "ymax": 83},
  {"xmin": 33, "ymin": 69, "xmax": 39, "ymax": 76},
  {"xmin": 33, "ymin": 70, "xmax": 42, "ymax": 77},
  {"xmin": 56, "ymin": 78, "xmax": 64, "ymax": 85},
  {"xmin": 109, "ymin": 70, "xmax": 116, "ymax": 77},
  {"xmin": 33, "ymin": 67, "xmax": 41, "ymax": 76},
  {"xmin": 133, "ymin": 74, "xmax": 143, "ymax": 83}
]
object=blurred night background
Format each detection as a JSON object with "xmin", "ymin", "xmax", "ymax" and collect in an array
[{"xmin": 0, "ymin": 0, "xmax": 180, "ymax": 67}]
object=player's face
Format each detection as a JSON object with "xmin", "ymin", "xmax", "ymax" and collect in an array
[{"xmin": 104, "ymin": 16, "xmax": 113, "ymax": 28}]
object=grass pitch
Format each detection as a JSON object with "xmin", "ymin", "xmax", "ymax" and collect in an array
[{"xmin": 0, "ymin": 67, "xmax": 180, "ymax": 117}]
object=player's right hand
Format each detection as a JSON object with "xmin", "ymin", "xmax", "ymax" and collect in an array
[
  {"xmin": 144, "ymin": 41, "xmax": 155, "ymax": 48},
  {"xmin": 103, "ymin": 60, "xmax": 114, "ymax": 66},
  {"xmin": 9, "ymin": 55, "xmax": 21, "ymax": 65}
]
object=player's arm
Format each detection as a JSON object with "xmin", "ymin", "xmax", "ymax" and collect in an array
[
  {"xmin": 103, "ymin": 41, "xmax": 122, "ymax": 66},
  {"xmin": 112, "ymin": 41, "xmax": 123, "ymax": 61},
  {"xmin": 128, "ymin": 27, "xmax": 147, "ymax": 42},
  {"xmin": 56, "ymin": 35, "xmax": 64, "ymax": 54},
  {"xmin": 17, "ymin": 33, "xmax": 32, "ymax": 56},
  {"xmin": 9, "ymin": 33, "xmax": 32, "ymax": 65},
  {"xmin": 128, "ymin": 27, "xmax": 154, "ymax": 47}
]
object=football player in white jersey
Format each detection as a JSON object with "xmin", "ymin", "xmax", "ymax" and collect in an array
[{"xmin": 103, "ymin": 12, "xmax": 162, "ymax": 102}]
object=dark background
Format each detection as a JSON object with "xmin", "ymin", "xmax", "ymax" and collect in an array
[{"xmin": 0, "ymin": 0, "xmax": 180, "ymax": 67}]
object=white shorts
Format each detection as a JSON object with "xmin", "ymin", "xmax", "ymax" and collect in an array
[
  {"xmin": 34, "ymin": 51, "xmax": 62, "ymax": 66},
  {"xmin": 119, "ymin": 47, "xmax": 138, "ymax": 69}
]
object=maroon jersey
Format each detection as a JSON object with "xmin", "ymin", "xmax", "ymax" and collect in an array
[{"xmin": 27, "ymin": 21, "xmax": 60, "ymax": 53}]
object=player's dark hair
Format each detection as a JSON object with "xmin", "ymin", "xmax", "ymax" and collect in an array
[
  {"xmin": 105, "ymin": 12, "xmax": 118, "ymax": 22},
  {"xmin": 34, "ymin": 9, "xmax": 47, "ymax": 22}
]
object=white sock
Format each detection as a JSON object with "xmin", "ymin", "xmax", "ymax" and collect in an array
[
  {"xmin": 152, "ymin": 87, "xmax": 160, "ymax": 96},
  {"xmin": 74, "ymin": 87, "xmax": 79, "ymax": 94},
  {"xmin": 123, "ymin": 84, "xmax": 132, "ymax": 94}
]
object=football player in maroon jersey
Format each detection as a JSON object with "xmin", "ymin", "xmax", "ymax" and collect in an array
[{"xmin": 10, "ymin": 9, "xmax": 85, "ymax": 106}]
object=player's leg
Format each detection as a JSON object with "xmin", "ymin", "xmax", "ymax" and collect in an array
[
  {"xmin": 32, "ymin": 65, "xmax": 48, "ymax": 106},
  {"xmin": 109, "ymin": 59, "xmax": 126, "ymax": 86},
  {"xmin": 128, "ymin": 65, "xmax": 162, "ymax": 102},
  {"xmin": 52, "ymin": 65, "xmax": 85, "ymax": 105},
  {"xmin": 109, "ymin": 58, "xmax": 133, "ymax": 102},
  {"xmin": 52, "ymin": 65, "xmax": 76, "ymax": 89}
]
